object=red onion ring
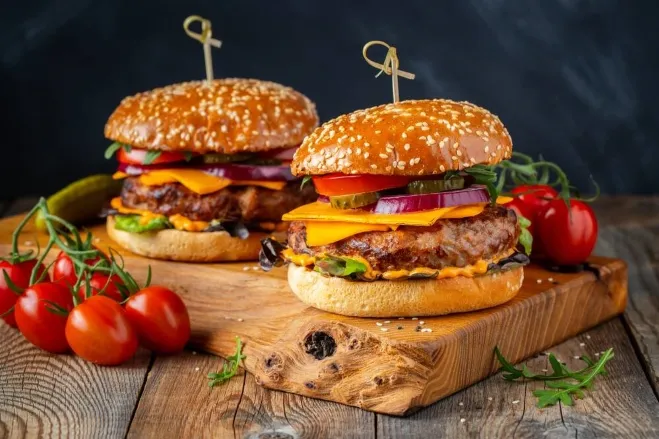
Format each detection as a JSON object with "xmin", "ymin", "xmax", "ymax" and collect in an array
[{"xmin": 117, "ymin": 163, "xmax": 295, "ymax": 181}]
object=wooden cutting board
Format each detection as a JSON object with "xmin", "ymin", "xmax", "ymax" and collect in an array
[{"xmin": 0, "ymin": 214, "xmax": 628, "ymax": 416}]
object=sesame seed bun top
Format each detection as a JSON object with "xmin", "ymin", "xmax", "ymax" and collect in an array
[
  {"xmin": 291, "ymin": 99, "xmax": 512, "ymax": 177},
  {"xmin": 104, "ymin": 78, "xmax": 319, "ymax": 154}
]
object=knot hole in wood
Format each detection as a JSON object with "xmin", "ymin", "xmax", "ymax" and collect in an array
[{"xmin": 303, "ymin": 331, "xmax": 336, "ymax": 360}]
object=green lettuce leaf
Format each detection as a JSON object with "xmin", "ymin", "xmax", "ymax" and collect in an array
[
  {"xmin": 518, "ymin": 214, "xmax": 533, "ymax": 255},
  {"xmin": 114, "ymin": 214, "xmax": 170, "ymax": 233},
  {"xmin": 314, "ymin": 255, "xmax": 368, "ymax": 277}
]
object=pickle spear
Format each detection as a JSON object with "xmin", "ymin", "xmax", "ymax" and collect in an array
[
  {"xmin": 407, "ymin": 177, "xmax": 466, "ymax": 194},
  {"xmin": 35, "ymin": 174, "xmax": 123, "ymax": 232},
  {"xmin": 329, "ymin": 191, "xmax": 380, "ymax": 209}
]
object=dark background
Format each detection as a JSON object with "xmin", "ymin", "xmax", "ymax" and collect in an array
[{"xmin": 1, "ymin": 0, "xmax": 657, "ymax": 198}]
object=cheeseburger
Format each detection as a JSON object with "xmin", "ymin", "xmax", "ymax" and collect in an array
[
  {"xmin": 261, "ymin": 99, "xmax": 531, "ymax": 317},
  {"xmin": 104, "ymin": 78, "xmax": 318, "ymax": 261}
]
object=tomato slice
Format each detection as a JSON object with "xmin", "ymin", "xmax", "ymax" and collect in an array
[
  {"xmin": 312, "ymin": 174, "xmax": 411, "ymax": 196},
  {"xmin": 117, "ymin": 148, "xmax": 190, "ymax": 165}
]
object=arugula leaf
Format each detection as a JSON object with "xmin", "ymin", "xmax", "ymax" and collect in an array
[
  {"xmin": 142, "ymin": 150, "xmax": 162, "ymax": 165},
  {"xmin": 314, "ymin": 255, "xmax": 368, "ymax": 277},
  {"xmin": 104, "ymin": 142, "xmax": 124, "ymax": 159},
  {"xmin": 208, "ymin": 336, "xmax": 246, "ymax": 387},
  {"xmin": 300, "ymin": 175, "xmax": 313, "ymax": 190},
  {"xmin": 494, "ymin": 346, "xmax": 615, "ymax": 408},
  {"xmin": 517, "ymin": 214, "xmax": 533, "ymax": 255},
  {"xmin": 113, "ymin": 214, "xmax": 170, "ymax": 233}
]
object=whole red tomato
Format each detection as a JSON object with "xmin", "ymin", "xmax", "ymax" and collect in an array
[
  {"xmin": 124, "ymin": 286, "xmax": 190, "ymax": 354},
  {"xmin": 510, "ymin": 184, "xmax": 559, "ymax": 255},
  {"xmin": 15, "ymin": 282, "xmax": 73, "ymax": 353},
  {"xmin": 0, "ymin": 259, "xmax": 50, "ymax": 327},
  {"xmin": 536, "ymin": 199, "xmax": 598, "ymax": 266},
  {"xmin": 511, "ymin": 184, "xmax": 559, "ymax": 215},
  {"xmin": 65, "ymin": 296, "xmax": 138, "ymax": 365},
  {"xmin": 53, "ymin": 250, "xmax": 106, "ymax": 288},
  {"xmin": 76, "ymin": 273, "xmax": 125, "ymax": 303}
]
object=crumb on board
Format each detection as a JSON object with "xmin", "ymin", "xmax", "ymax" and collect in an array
[
  {"xmin": 195, "ymin": 367, "xmax": 200, "ymax": 371},
  {"xmin": 488, "ymin": 397, "xmax": 493, "ymax": 401},
  {"xmin": 460, "ymin": 418, "xmax": 466, "ymax": 423}
]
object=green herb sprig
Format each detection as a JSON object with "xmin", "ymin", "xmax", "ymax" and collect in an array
[
  {"xmin": 494, "ymin": 346, "xmax": 614, "ymax": 408},
  {"xmin": 300, "ymin": 176, "xmax": 313, "ymax": 190},
  {"xmin": 104, "ymin": 142, "xmax": 132, "ymax": 159},
  {"xmin": 208, "ymin": 337, "xmax": 246, "ymax": 387}
]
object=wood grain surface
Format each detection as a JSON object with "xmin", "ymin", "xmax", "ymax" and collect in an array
[
  {"xmin": 0, "ymin": 212, "xmax": 628, "ymax": 415},
  {"xmin": 0, "ymin": 196, "xmax": 658, "ymax": 439},
  {"xmin": 594, "ymin": 196, "xmax": 659, "ymax": 397},
  {"xmin": 376, "ymin": 318, "xmax": 659, "ymax": 439},
  {"xmin": 128, "ymin": 351, "xmax": 375, "ymax": 438},
  {"xmin": 0, "ymin": 315, "xmax": 151, "ymax": 438}
]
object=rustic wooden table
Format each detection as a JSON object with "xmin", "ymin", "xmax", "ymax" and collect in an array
[{"xmin": 1, "ymin": 196, "xmax": 658, "ymax": 439}]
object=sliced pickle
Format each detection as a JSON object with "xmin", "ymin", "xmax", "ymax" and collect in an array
[
  {"xmin": 329, "ymin": 191, "xmax": 380, "ymax": 209},
  {"xmin": 202, "ymin": 153, "xmax": 254, "ymax": 164},
  {"xmin": 406, "ymin": 177, "xmax": 466, "ymax": 194}
]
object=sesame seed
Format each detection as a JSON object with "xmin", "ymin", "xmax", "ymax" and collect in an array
[
  {"xmin": 460, "ymin": 418, "xmax": 466, "ymax": 424},
  {"xmin": 237, "ymin": 318, "xmax": 244, "ymax": 322},
  {"xmin": 488, "ymin": 397, "xmax": 493, "ymax": 401},
  {"xmin": 376, "ymin": 322, "xmax": 383, "ymax": 326},
  {"xmin": 459, "ymin": 402, "xmax": 464, "ymax": 406},
  {"xmin": 440, "ymin": 165, "xmax": 446, "ymax": 172},
  {"xmin": 456, "ymin": 150, "xmax": 462, "ymax": 157},
  {"xmin": 453, "ymin": 142, "xmax": 459, "ymax": 150},
  {"xmin": 384, "ymin": 320, "xmax": 391, "ymax": 324},
  {"xmin": 512, "ymin": 400, "xmax": 520, "ymax": 405},
  {"xmin": 379, "ymin": 153, "xmax": 388, "ymax": 159},
  {"xmin": 242, "ymin": 266, "xmax": 250, "ymax": 271},
  {"xmin": 404, "ymin": 143, "xmax": 411, "ymax": 151},
  {"xmin": 371, "ymin": 164, "xmax": 377, "ymax": 169},
  {"xmin": 375, "ymin": 130, "xmax": 381, "ymax": 134},
  {"xmin": 537, "ymin": 279, "xmax": 543, "ymax": 284},
  {"xmin": 412, "ymin": 317, "xmax": 418, "ymax": 320},
  {"xmin": 402, "ymin": 133, "xmax": 408, "ymax": 139},
  {"xmin": 573, "ymin": 356, "xmax": 580, "ymax": 359},
  {"xmin": 421, "ymin": 328, "xmax": 432, "ymax": 333},
  {"xmin": 548, "ymin": 277, "xmax": 554, "ymax": 282},
  {"xmin": 586, "ymin": 335, "xmax": 591, "ymax": 339},
  {"xmin": 380, "ymin": 327, "xmax": 389, "ymax": 332},
  {"xmin": 419, "ymin": 321, "xmax": 425, "ymax": 325},
  {"xmin": 195, "ymin": 367, "xmax": 200, "ymax": 371},
  {"xmin": 364, "ymin": 152, "xmax": 370, "ymax": 158}
]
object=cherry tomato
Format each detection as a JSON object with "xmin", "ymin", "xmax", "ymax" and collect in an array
[
  {"xmin": 506, "ymin": 197, "xmax": 537, "ymax": 235},
  {"xmin": 124, "ymin": 286, "xmax": 190, "ymax": 354},
  {"xmin": 117, "ymin": 148, "xmax": 190, "ymax": 165},
  {"xmin": 76, "ymin": 273, "xmax": 125, "ymax": 303},
  {"xmin": 510, "ymin": 185, "xmax": 559, "ymax": 217},
  {"xmin": 536, "ymin": 200, "xmax": 598, "ymax": 266},
  {"xmin": 15, "ymin": 282, "xmax": 73, "ymax": 353},
  {"xmin": 0, "ymin": 259, "xmax": 50, "ymax": 327},
  {"xmin": 312, "ymin": 174, "xmax": 411, "ymax": 196},
  {"xmin": 65, "ymin": 296, "xmax": 138, "ymax": 366},
  {"xmin": 53, "ymin": 250, "xmax": 106, "ymax": 288}
]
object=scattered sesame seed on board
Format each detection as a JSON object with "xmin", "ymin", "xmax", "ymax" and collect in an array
[
  {"xmin": 458, "ymin": 402, "xmax": 464, "ymax": 406},
  {"xmin": 242, "ymin": 267, "xmax": 250, "ymax": 271},
  {"xmin": 384, "ymin": 320, "xmax": 391, "ymax": 324},
  {"xmin": 512, "ymin": 400, "xmax": 520, "ymax": 405},
  {"xmin": 380, "ymin": 327, "xmax": 389, "ymax": 332},
  {"xmin": 195, "ymin": 367, "xmax": 200, "ymax": 372},
  {"xmin": 573, "ymin": 356, "xmax": 580, "ymax": 359},
  {"xmin": 237, "ymin": 318, "xmax": 244, "ymax": 322},
  {"xmin": 537, "ymin": 279, "xmax": 543, "ymax": 284},
  {"xmin": 488, "ymin": 397, "xmax": 493, "ymax": 401},
  {"xmin": 586, "ymin": 335, "xmax": 591, "ymax": 339},
  {"xmin": 412, "ymin": 317, "xmax": 418, "ymax": 320},
  {"xmin": 376, "ymin": 322, "xmax": 383, "ymax": 326},
  {"xmin": 192, "ymin": 351, "xmax": 197, "ymax": 355},
  {"xmin": 580, "ymin": 342, "xmax": 586, "ymax": 347},
  {"xmin": 398, "ymin": 317, "xmax": 405, "ymax": 320},
  {"xmin": 460, "ymin": 418, "xmax": 466, "ymax": 424},
  {"xmin": 548, "ymin": 277, "xmax": 554, "ymax": 282},
  {"xmin": 421, "ymin": 328, "xmax": 432, "ymax": 333}
]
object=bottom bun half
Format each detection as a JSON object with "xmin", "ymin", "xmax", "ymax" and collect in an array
[
  {"xmin": 106, "ymin": 216, "xmax": 283, "ymax": 262},
  {"xmin": 287, "ymin": 264, "xmax": 524, "ymax": 317}
]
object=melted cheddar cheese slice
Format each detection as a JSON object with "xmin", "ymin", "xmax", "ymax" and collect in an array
[
  {"xmin": 283, "ymin": 197, "xmax": 512, "ymax": 227},
  {"xmin": 113, "ymin": 169, "xmax": 287, "ymax": 194}
]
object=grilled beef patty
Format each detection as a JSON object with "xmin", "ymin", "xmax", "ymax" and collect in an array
[
  {"xmin": 120, "ymin": 177, "xmax": 317, "ymax": 222},
  {"xmin": 287, "ymin": 205, "xmax": 520, "ymax": 272}
]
